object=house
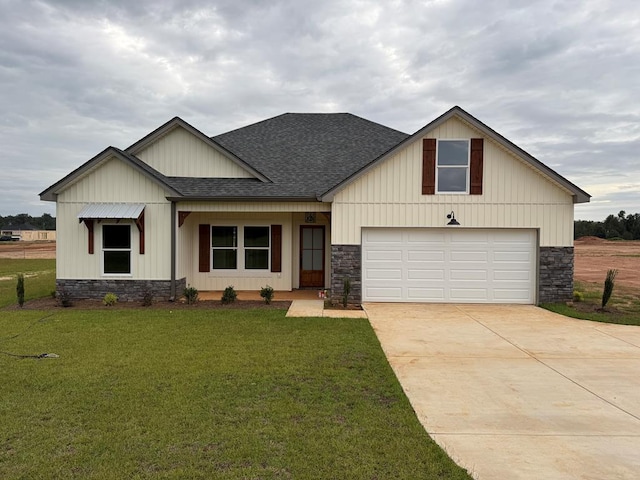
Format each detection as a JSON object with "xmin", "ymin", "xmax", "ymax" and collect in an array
[
  {"xmin": 40, "ymin": 106, "xmax": 590, "ymax": 304},
  {"xmin": 0, "ymin": 223, "xmax": 56, "ymax": 241}
]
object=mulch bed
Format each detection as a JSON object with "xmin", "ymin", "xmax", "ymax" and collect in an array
[{"xmin": 4, "ymin": 297, "xmax": 292, "ymax": 311}]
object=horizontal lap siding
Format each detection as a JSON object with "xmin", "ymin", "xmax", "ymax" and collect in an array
[{"xmin": 332, "ymin": 117, "xmax": 574, "ymax": 247}]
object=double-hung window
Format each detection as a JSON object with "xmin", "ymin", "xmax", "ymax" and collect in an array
[
  {"xmin": 436, "ymin": 140, "xmax": 470, "ymax": 193},
  {"xmin": 211, "ymin": 225, "xmax": 270, "ymax": 270},
  {"xmin": 103, "ymin": 224, "xmax": 131, "ymax": 274},
  {"xmin": 212, "ymin": 226, "xmax": 238, "ymax": 269}
]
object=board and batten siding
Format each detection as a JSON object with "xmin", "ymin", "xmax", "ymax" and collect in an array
[
  {"xmin": 56, "ymin": 158, "xmax": 172, "ymax": 280},
  {"xmin": 332, "ymin": 117, "xmax": 575, "ymax": 247},
  {"xmin": 177, "ymin": 201, "xmax": 332, "ymax": 213},
  {"xmin": 136, "ymin": 127, "xmax": 254, "ymax": 178}
]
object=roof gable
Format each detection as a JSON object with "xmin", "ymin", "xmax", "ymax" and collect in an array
[
  {"xmin": 39, "ymin": 147, "xmax": 181, "ymax": 202},
  {"xmin": 126, "ymin": 117, "xmax": 270, "ymax": 182},
  {"xmin": 321, "ymin": 106, "xmax": 590, "ymax": 204}
]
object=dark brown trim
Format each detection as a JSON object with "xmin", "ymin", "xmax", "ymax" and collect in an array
[
  {"xmin": 198, "ymin": 224, "xmax": 210, "ymax": 272},
  {"xmin": 470, "ymin": 138, "xmax": 484, "ymax": 195},
  {"xmin": 178, "ymin": 211, "xmax": 191, "ymax": 227},
  {"xmin": 83, "ymin": 219, "xmax": 94, "ymax": 254},
  {"xmin": 135, "ymin": 210, "xmax": 145, "ymax": 254},
  {"xmin": 422, "ymin": 138, "xmax": 436, "ymax": 195},
  {"xmin": 270, "ymin": 225, "xmax": 282, "ymax": 273}
]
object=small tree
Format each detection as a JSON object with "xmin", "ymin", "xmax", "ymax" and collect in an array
[
  {"xmin": 16, "ymin": 274, "xmax": 25, "ymax": 308},
  {"xmin": 601, "ymin": 269, "xmax": 618, "ymax": 309}
]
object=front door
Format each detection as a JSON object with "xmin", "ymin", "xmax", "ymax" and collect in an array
[{"xmin": 300, "ymin": 226, "xmax": 325, "ymax": 288}]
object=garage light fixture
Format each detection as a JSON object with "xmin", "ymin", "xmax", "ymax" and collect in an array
[{"xmin": 446, "ymin": 211, "xmax": 460, "ymax": 226}]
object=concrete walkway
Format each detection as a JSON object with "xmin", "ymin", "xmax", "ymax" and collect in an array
[
  {"xmin": 285, "ymin": 300, "xmax": 368, "ymax": 318},
  {"xmin": 365, "ymin": 303, "xmax": 640, "ymax": 480}
]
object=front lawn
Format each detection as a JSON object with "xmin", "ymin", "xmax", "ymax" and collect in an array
[
  {"xmin": 542, "ymin": 280, "xmax": 640, "ymax": 326},
  {"xmin": 0, "ymin": 309, "xmax": 470, "ymax": 479},
  {"xmin": 0, "ymin": 259, "xmax": 55, "ymax": 308}
]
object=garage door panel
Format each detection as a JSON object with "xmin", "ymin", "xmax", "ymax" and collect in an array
[{"xmin": 362, "ymin": 228, "xmax": 536, "ymax": 304}]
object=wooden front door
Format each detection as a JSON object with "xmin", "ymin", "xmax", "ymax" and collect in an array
[{"xmin": 300, "ymin": 226, "xmax": 325, "ymax": 288}]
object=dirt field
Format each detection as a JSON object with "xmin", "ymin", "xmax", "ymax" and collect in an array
[
  {"xmin": 574, "ymin": 237, "xmax": 640, "ymax": 288},
  {"xmin": 2, "ymin": 238, "xmax": 639, "ymax": 289},
  {"xmin": 0, "ymin": 241, "xmax": 56, "ymax": 259}
]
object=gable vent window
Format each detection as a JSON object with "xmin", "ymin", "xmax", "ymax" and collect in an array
[
  {"xmin": 437, "ymin": 140, "xmax": 469, "ymax": 193},
  {"xmin": 103, "ymin": 224, "xmax": 131, "ymax": 274}
]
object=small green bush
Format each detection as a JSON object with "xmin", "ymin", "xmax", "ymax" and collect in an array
[
  {"xmin": 601, "ymin": 269, "xmax": 618, "ymax": 309},
  {"xmin": 260, "ymin": 285, "xmax": 274, "ymax": 304},
  {"xmin": 141, "ymin": 290, "xmax": 153, "ymax": 307},
  {"xmin": 221, "ymin": 285, "xmax": 237, "ymax": 305},
  {"xmin": 184, "ymin": 285, "xmax": 199, "ymax": 304},
  {"xmin": 573, "ymin": 290, "xmax": 584, "ymax": 302},
  {"xmin": 16, "ymin": 273, "xmax": 25, "ymax": 308},
  {"xmin": 103, "ymin": 292, "xmax": 118, "ymax": 306},
  {"xmin": 342, "ymin": 277, "xmax": 351, "ymax": 308},
  {"xmin": 57, "ymin": 289, "xmax": 73, "ymax": 308}
]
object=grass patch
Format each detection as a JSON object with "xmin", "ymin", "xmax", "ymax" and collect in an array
[
  {"xmin": 542, "ymin": 281, "xmax": 640, "ymax": 326},
  {"xmin": 0, "ymin": 309, "xmax": 470, "ymax": 479},
  {"xmin": 0, "ymin": 259, "xmax": 55, "ymax": 308}
]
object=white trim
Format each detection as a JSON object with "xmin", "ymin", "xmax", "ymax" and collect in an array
[
  {"xmin": 209, "ymin": 223, "xmax": 271, "ymax": 276},
  {"xmin": 101, "ymin": 223, "xmax": 133, "ymax": 277},
  {"xmin": 435, "ymin": 139, "xmax": 470, "ymax": 194}
]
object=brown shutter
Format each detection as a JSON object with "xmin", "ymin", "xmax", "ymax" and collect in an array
[
  {"xmin": 470, "ymin": 138, "xmax": 484, "ymax": 195},
  {"xmin": 271, "ymin": 225, "xmax": 282, "ymax": 273},
  {"xmin": 198, "ymin": 224, "xmax": 210, "ymax": 272},
  {"xmin": 422, "ymin": 138, "xmax": 436, "ymax": 195}
]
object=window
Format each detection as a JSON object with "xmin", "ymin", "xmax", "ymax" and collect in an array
[
  {"xmin": 212, "ymin": 226, "xmax": 237, "ymax": 269},
  {"xmin": 244, "ymin": 226, "xmax": 269, "ymax": 269},
  {"xmin": 437, "ymin": 140, "xmax": 469, "ymax": 193},
  {"xmin": 103, "ymin": 225, "xmax": 131, "ymax": 274},
  {"xmin": 210, "ymin": 225, "xmax": 270, "ymax": 271}
]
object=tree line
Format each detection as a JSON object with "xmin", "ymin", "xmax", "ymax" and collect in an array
[
  {"xmin": 0, "ymin": 213, "xmax": 56, "ymax": 230},
  {"xmin": 575, "ymin": 211, "xmax": 640, "ymax": 240}
]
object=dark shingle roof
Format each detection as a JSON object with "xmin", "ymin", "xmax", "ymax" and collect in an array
[{"xmin": 207, "ymin": 113, "xmax": 409, "ymax": 199}]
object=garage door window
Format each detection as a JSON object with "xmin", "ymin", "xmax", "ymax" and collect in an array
[{"xmin": 437, "ymin": 140, "xmax": 469, "ymax": 193}]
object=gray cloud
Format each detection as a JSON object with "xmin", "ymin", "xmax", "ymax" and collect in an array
[{"xmin": 1, "ymin": 0, "xmax": 638, "ymax": 220}]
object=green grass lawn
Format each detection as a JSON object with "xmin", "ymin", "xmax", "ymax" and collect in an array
[
  {"xmin": 0, "ymin": 259, "xmax": 55, "ymax": 308},
  {"xmin": 542, "ymin": 280, "xmax": 640, "ymax": 326},
  {"xmin": 0, "ymin": 308, "xmax": 471, "ymax": 479}
]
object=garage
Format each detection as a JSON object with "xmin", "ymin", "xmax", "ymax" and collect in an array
[{"xmin": 361, "ymin": 228, "xmax": 537, "ymax": 304}]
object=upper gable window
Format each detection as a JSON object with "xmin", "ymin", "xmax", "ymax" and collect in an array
[{"xmin": 436, "ymin": 140, "xmax": 469, "ymax": 194}]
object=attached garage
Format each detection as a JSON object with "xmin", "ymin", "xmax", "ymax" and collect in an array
[{"xmin": 361, "ymin": 228, "xmax": 537, "ymax": 304}]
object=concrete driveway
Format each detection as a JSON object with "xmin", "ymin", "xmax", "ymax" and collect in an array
[{"xmin": 365, "ymin": 304, "xmax": 640, "ymax": 480}]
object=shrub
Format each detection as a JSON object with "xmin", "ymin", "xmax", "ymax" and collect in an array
[
  {"xmin": 601, "ymin": 269, "xmax": 618, "ymax": 309},
  {"xmin": 260, "ymin": 285, "xmax": 274, "ymax": 304},
  {"xmin": 221, "ymin": 285, "xmax": 237, "ymax": 305},
  {"xmin": 57, "ymin": 289, "xmax": 73, "ymax": 308},
  {"xmin": 103, "ymin": 292, "xmax": 118, "ymax": 306},
  {"xmin": 342, "ymin": 277, "xmax": 351, "ymax": 308},
  {"xmin": 573, "ymin": 290, "xmax": 584, "ymax": 302},
  {"xmin": 184, "ymin": 285, "xmax": 199, "ymax": 305},
  {"xmin": 16, "ymin": 274, "xmax": 25, "ymax": 308},
  {"xmin": 141, "ymin": 290, "xmax": 153, "ymax": 307}
]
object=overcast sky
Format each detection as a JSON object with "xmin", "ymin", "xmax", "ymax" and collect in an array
[{"xmin": 1, "ymin": 0, "xmax": 638, "ymax": 221}]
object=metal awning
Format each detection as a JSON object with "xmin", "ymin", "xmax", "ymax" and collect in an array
[{"xmin": 77, "ymin": 203, "xmax": 145, "ymax": 220}]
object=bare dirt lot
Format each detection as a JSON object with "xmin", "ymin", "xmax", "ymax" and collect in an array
[
  {"xmin": 0, "ymin": 241, "xmax": 56, "ymax": 259},
  {"xmin": 574, "ymin": 237, "xmax": 640, "ymax": 289},
  {"xmin": 2, "ymin": 238, "xmax": 639, "ymax": 289}
]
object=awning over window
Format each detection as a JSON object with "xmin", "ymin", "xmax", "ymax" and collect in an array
[
  {"xmin": 77, "ymin": 203, "xmax": 146, "ymax": 255},
  {"xmin": 77, "ymin": 203, "xmax": 145, "ymax": 220}
]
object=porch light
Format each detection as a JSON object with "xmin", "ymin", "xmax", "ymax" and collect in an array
[{"xmin": 447, "ymin": 211, "xmax": 460, "ymax": 226}]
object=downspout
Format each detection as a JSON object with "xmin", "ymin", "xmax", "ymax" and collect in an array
[{"xmin": 170, "ymin": 201, "xmax": 177, "ymax": 301}]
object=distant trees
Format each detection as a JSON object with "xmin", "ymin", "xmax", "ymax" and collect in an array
[
  {"xmin": 0, "ymin": 213, "xmax": 56, "ymax": 230},
  {"xmin": 575, "ymin": 210, "xmax": 640, "ymax": 240}
]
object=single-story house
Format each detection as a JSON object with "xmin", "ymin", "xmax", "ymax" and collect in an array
[
  {"xmin": 1, "ymin": 223, "xmax": 56, "ymax": 241},
  {"xmin": 40, "ymin": 106, "xmax": 590, "ymax": 304}
]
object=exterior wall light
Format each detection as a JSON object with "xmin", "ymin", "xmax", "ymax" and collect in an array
[{"xmin": 447, "ymin": 211, "xmax": 460, "ymax": 226}]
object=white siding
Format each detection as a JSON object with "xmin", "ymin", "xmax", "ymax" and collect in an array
[
  {"xmin": 332, "ymin": 117, "xmax": 575, "ymax": 247},
  {"xmin": 56, "ymin": 157, "xmax": 172, "ymax": 280},
  {"xmin": 178, "ymin": 201, "xmax": 332, "ymax": 213},
  {"xmin": 136, "ymin": 127, "xmax": 254, "ymax": 178}
]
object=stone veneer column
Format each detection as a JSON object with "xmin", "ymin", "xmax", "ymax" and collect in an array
[
  {"xmin": 330, "ymin": 245, "xmax": 362, "ymax": 305},
  {"xmin": 538, "ymin": 247, "xmax": 574, "ymax": 303}
]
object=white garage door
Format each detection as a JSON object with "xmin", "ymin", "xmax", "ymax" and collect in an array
[{"xmin": 362, "ymin": 228, "xmax": 536, "ymax": 304}]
